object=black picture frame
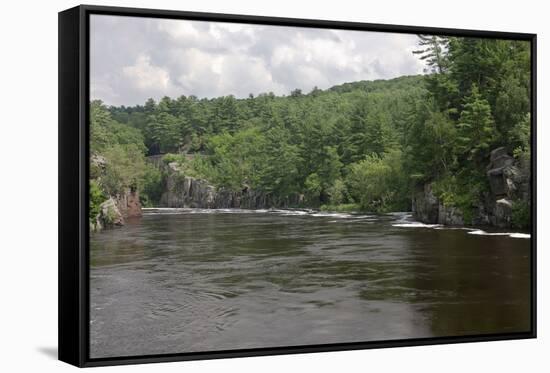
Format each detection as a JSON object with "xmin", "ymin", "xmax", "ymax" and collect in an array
[{"xmin": 58, "ymin": 4, "xmax": 537, "ymax": 367}]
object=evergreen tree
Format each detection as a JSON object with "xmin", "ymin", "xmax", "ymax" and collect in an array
[
  {"xmin": 413, "ymin": 34, "xmax": 450, "ymax": 73},
  {"xmin": 456, "ymin": 84, "xmax": 495, "ymax": 162}
]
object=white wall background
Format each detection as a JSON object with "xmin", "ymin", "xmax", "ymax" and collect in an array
[{"xmin": 0, "ymin": 0, "xmax": 546, "ymax": 371}]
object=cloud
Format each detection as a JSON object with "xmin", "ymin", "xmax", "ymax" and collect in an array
[
  {"xmin": 122, "ymin": 54, "xmax": 172, "ymax": 91},
  {"xmin": 90, "ymin": 15, "xmax": 427, "ymax": 106}
]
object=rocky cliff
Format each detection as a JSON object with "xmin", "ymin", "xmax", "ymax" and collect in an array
[
  {"xmin": 412, "ymin": 147, "xmax": 530, "ymax": 228},
  {"xmin": 158, "ymin": 162, "xmax": 303, "ymax": 209},
  {"xmin": 93, "ymin": 189, "xmax": 142, "ymax": 231},
  {"xmin": 90, "ymin": 154, "xmax": 144, "ymax": 232}
]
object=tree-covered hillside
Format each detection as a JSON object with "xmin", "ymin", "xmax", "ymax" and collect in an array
[{"xmin": 90, "ymin": 36, "xmax": 531, "ymax": 227}]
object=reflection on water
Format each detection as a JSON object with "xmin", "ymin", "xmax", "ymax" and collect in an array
[{"xmin": 90, "ymin": 209, "xmax": 531, "ymax": 358}]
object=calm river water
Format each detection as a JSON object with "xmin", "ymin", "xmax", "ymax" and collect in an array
[{"xmin": 90, "ymin": 208, "xmax": 531, "ymax": 358}]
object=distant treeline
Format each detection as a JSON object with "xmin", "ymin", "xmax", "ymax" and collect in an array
[{"xmin": 90, "ymin": 36, "xmax": 531, "ymax": 222}]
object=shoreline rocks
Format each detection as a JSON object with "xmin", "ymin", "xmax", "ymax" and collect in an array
[
  {"xmin": 158, "ymin": 161, "xmax": 303, "ymax": 210},
  {"xmin": 92, "ymin": 189, "xmax": 142, "ymax": 232},
  {"xmin": 412, "ymin": 147, "xmax": 530, "ymax": 229}
]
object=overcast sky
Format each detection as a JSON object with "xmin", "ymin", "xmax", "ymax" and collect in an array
[{"xmin": 90, "ymin": 15, "xmax": 426, "ymax": 106}]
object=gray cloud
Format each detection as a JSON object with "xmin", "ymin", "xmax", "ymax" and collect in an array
[{"xmin": 90, "ymin": 15, "xmax": 426, "ymax": 106}]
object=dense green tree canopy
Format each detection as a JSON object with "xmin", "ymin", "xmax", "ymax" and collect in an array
[{"xmin": 90, "ymin": 36, "xmax": 531, "ymax": 220}]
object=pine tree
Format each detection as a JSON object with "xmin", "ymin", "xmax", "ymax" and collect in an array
[
  {"xmin": 456, "ymin": 84, "xmax": 495, "ymax": 162},
  {"xmin": 413, "ymin": 35, "xmax": 450, "ymax": 74}
]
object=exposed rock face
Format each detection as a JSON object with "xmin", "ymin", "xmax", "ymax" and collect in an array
[
  {"xmin": 412, "ymin": 184, "xmax": 439, "ymax": 224},
  {"xmin": 160, "ymin": 173, "xmax": 216, "ymax": 208},
  {"xmin": 486, "ymin": 147, "xmax": 530, "ymax": 199},
  {"xmin": 93, "ymin": 189, "xmax": 142, "ymax": 231},
  {"xmin": 494, "ymin": 198, "xmax": 513, "ymax": 228},
  {"xmin": 412, "ymin": 183, "xmax": 464, "ymax": 225},
  {"xmin": 413, "ymin": 147, "xmax": 530, "ymax": 228},
  {"xmin": 438, "ymin": 204, "xmax": 464, "ymax": 226},
  {"xmin": 95, "ymin": 198, "xmax": 124, "ymax": 231},
  {"xmin": 158, "ymin": 161, "xmax": 302, "ymax": 209},
  {"xmin": 470, "ymin": 192, "xmax": 495, "ymax": 226},
  {"xmin": 485, "ymin": 147, "xmax": 530, "ymax": 227},
  {"xmin": 116, "ymin": 190, "xmax": 143, "ymax": 218},
  {"xmin": 487, "ymin": 147, "xmax": 516, "ymax": 197},
  {"xmin": 90, "ymin": 152, "xmax": 144, "ymax": 232}
]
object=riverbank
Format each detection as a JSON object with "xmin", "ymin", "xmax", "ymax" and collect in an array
[
  {"xmin": 319, "ymin": 203, "xmax": 361, "ymax": 213},
  {"xmin": 412, "ymin": 147, "xmax": 530, "ymax": 230},
  {"xmin": 139, "ymin": 207, "xmax": 530, "ymax": 239}
]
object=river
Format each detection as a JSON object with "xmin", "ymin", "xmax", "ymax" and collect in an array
[{"xmin": 90, "ymin": 208, "xmax": 531, "ymax": 358}]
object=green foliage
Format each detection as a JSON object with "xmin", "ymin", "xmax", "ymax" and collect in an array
[
  {"xmin": 511, "ymin": 114, "xmax": 531, "ymax": 168},
  {"xmin": 196, "ymin": 128, "xmax": 267, "ymax": 190},
  {"xmin": 456, "ymin": 84, "xmax": 495, "ymax": 162},
  {"xmin": 431, "ymin": 175, "xmax": 459, "ymax": 207},
  {"xmin": 90, "ymin": 101, "xmax": 112, "ymax": 153},
  {"xmin": 413, "ymin": 35, "xmax": 450, "ymax": 73},
  {"xmin": 89, "ymin": 37, "xmax": 530, "ymax": 220},
  {"xmin": 407, "ymin": 36, "xmax": 530, "ymax": 225},
  {"xmin": 90, "ymin": 100, "xmax": 152, "ymax": 212},
  {"xmin": 431, "ymin": 173, "xmax": 489, "ymax": 225},
  {"xmin": 146, "ymin": 111, "xmax": 189, "ymax": 153},
  {"xmin": 511, "ymin": 200, "xmax": 530, "ymax": 229},
  {"xmin": 141, "ymin": 165, "xmax": 164, "ymax": 207},
  {"xmin": 101, "ymin": 144, "xmax": 148, "ymax": 196},
  {"xmin": 403, "ymin": 98, "xmax": 457, "ymax": 180},
  {"xmin": 256, "ymin": 126, "xmax": 301, "ymax": 197},
  {"xmin": 346, "ymin": 150, "xmax": 409, "ymax": 212},
  {"xmin": 102, "ymin": 200, "xmax": 120, "ymax": 226},
  {"xmin": 161, "ymin": 153, "xmax": 181, "ymax": 164},
  {"xmin": 89, "ymin": 179, "xmax": 106, "ymax": 223},
  {"xmin": 304, "ymin": 173, "xmax": 322, "ymax": 202},
  {"xmin": 326, "ymin": 179, "xmax": 347, "ymax": 205},
  {"xmin": 90, "ymin": 100, "xmax": 146, "ymax": 154}
]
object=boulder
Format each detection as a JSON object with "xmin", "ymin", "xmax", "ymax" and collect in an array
[
  {"xmin": 92, "ymin": 188, "xmax": 142, "ymax": 231},
  {"xmin": 97, "ymin": 198, "xmax": 124, "ymax": 229}
]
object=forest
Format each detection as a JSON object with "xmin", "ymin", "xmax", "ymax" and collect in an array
[{"xmin": 90, "ymin": 35, "xmax": 531, "ymax": 227}]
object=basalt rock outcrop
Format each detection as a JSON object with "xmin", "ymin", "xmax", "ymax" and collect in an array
[
  {"xmin": 158, "ymin": 161, "xmax": 303, "ymax": 209},
  {"xmin": 411, "ymin": 183, "xmax": 439, "ymax": 224},
  {"xmin": 413, "ymin": 147, "xmax": 530, "ymax": 228},
  {"xmin": 486, "ymin": 147, "xmax": 530, "ymax": 227},
  {"xmin": 486, "ymin": 147, "xmax": 530, "ymax": 201}
]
